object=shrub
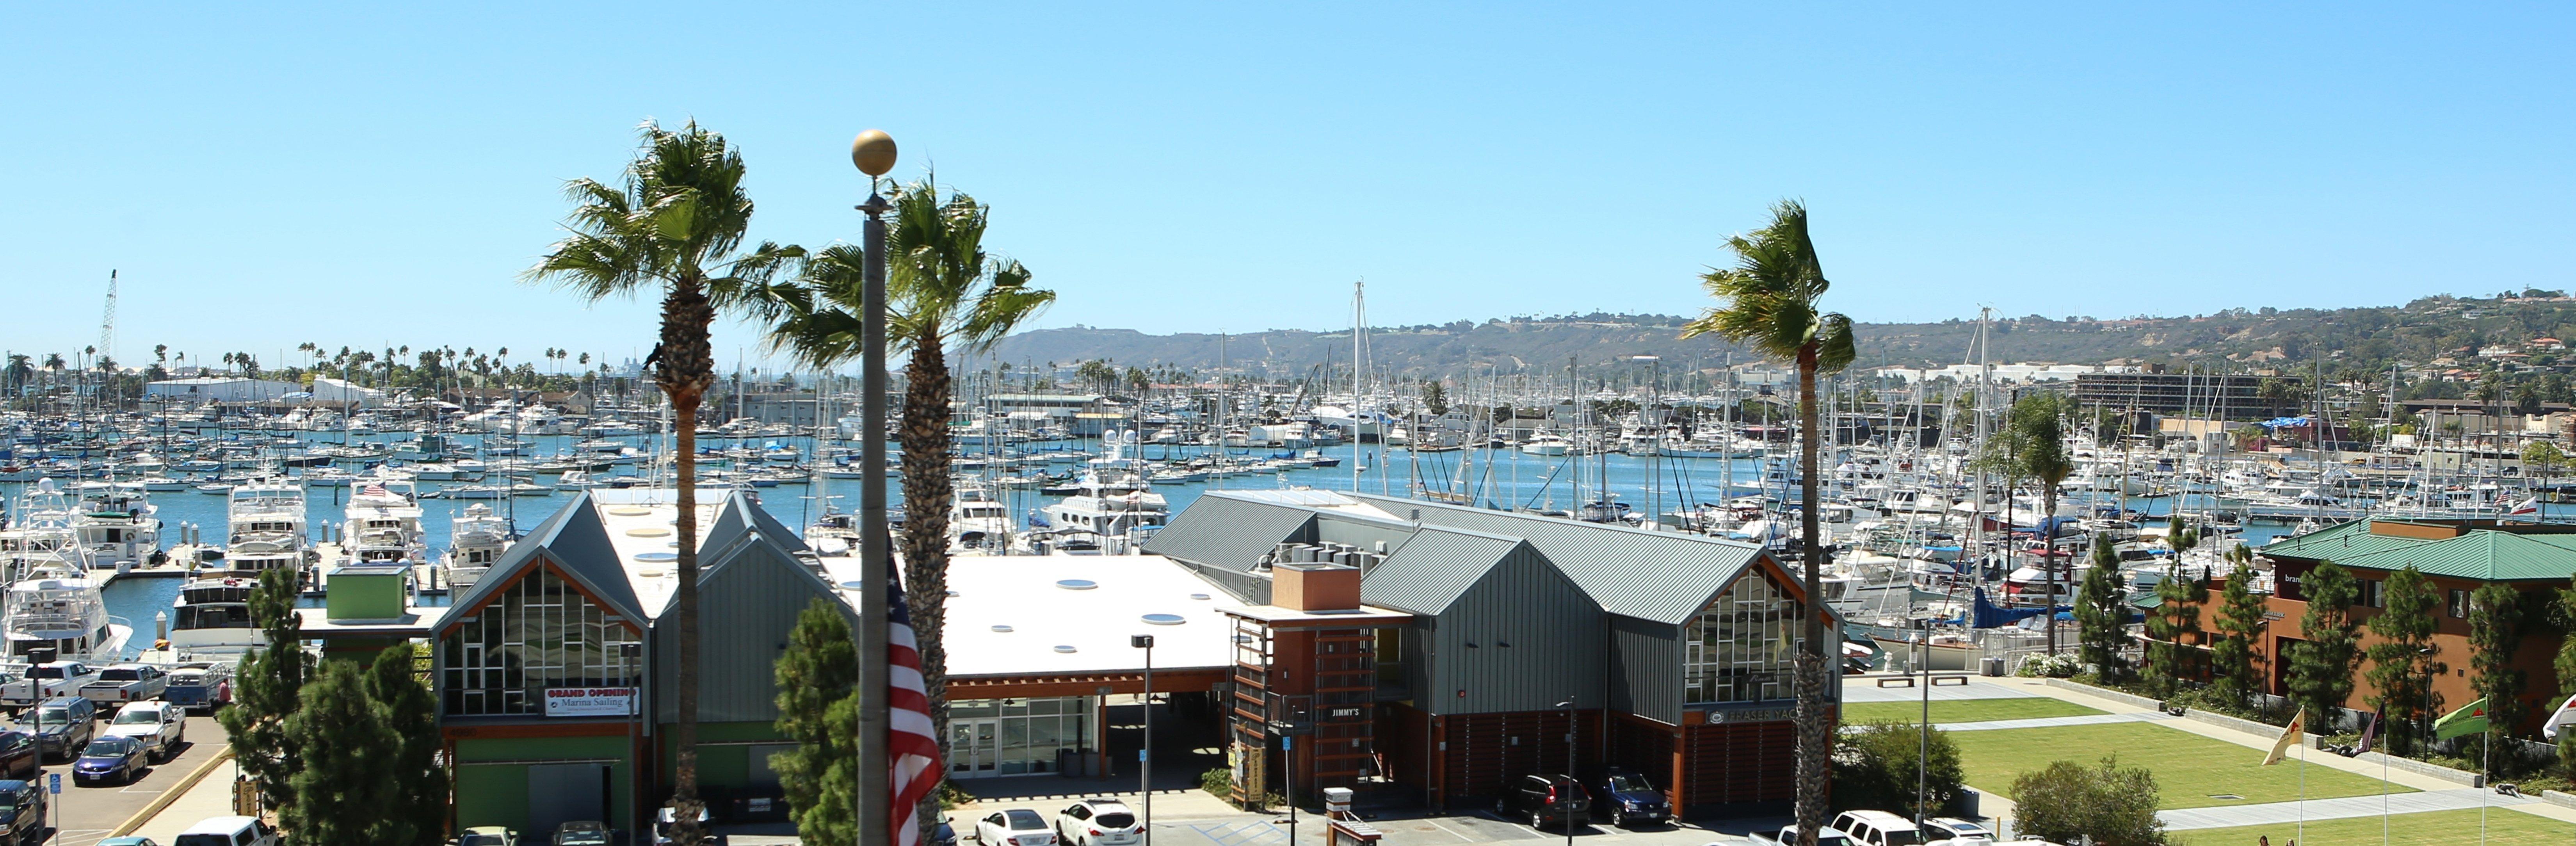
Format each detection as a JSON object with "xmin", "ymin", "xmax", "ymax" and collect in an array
[
  {"xmin": 1832, "ymin": 720, "xmax": 1964, "ymax": 819},
  {"xmin": 2010, "ymin": 755, "xmax": 2167, "ymax": 846},
  {"xmin": 1199, "ymin": 767, "xmax": 1234, "ymax": 798},
  {"xmin": 2017, "ymin": 653, "xmax": 2083, "ymax": 678}
]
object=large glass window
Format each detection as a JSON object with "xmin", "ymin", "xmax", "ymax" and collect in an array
[
  {"xmin": 946, "ymin": 696, "xmax": 1094, "ymax": 777},
  {"xmin": 439, "ymin": 567, "xmax": 641, "ymax": 716},
  {"xmin": 1682, "ymin": 570, "xmax": 1803, "ymax": 704}
]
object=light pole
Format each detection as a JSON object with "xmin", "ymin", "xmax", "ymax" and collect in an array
[
  {"xmin": 1131, "ymin": 634, "xmax": 1155, "ymax": 846},
  {"xmin": 623, "ymin": 641, "xmax": 644, "ymax": 844},
  {"xmin": 1914, "ymin": 632, "xmax": 1929, "ymax": 829},
  {"xmin": 850, "ymin": 128, "xmax": 898, "ymax": 846},
  {"xmin": 1556, "ymin": 696, "xmax": 1575, "ymax": 846}
]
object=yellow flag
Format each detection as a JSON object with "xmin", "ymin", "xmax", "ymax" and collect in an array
[{"xmin": 2262, "ymin": 707, "xmax": 2307, "ymax": 766}]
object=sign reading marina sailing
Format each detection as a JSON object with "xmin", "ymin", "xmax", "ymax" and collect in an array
[{"xmin": 544, "ymin": 687, "xmax": 639, "ymax": 717}]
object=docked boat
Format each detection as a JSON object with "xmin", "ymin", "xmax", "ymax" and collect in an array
[
  {"xmin": 69, "ymin": 481, "xmax": 160, "ymax": 573},
  {"xmin": 164, "ymin": 577, "xmax": 264, "ymax": 657},
  {"xmin": 2, "ymin": 566, "xmax": 132, "ymax": 662},
  {"xmin": 0, "ymin": 480, "xmax": 91, "ymax": 582},
  {"xmin": 439, "ymin": 503, "xmax": 511, "ymax": 590},
  {"xmin": 341, "ymin": 479, "xmax": 429, "ymax": 568},
  {"xmin": 222, "ymin": 479, "xmax": 311, "ymax": 575},
  {"xmin": 1040, "ymin": 476, "xmax": 1169, "ymax": 551}
]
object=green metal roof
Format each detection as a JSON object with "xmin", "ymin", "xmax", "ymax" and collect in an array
[{"xmin": 2259, "ymin": 521, "xmax": 2576, "ymax": 582}]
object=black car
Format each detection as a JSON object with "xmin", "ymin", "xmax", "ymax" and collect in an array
[
  {"xmin": 1498, "ymin": 774, "xmax": 1591, "ymax": 830},
  {"xmin": 1589, "ymin": 768, "xmax": 1670, "ymax": 827},
  {"xmin": 0, "ymin": 780, "xmax": 44, "ymax": 846},
  {"xmin": 0, "ymin": 733, "xmax": 34, "ymax": 781}
]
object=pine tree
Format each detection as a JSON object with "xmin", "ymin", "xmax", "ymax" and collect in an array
[
  {"xmin": 366, "ymin": 647, "xmax": 447, "ymax": 846},
  {"xmin": 216, "ymin": 568, "xmax": 312, "ymax": 813},
  {"xmin": 2074, "ymin": 534, "xmax": 2131, "ymax": 682},
  {"xmin": 2210, "ymin": 548, "xmax": 2268, "ymax": 708},
  {"xmin": 2289, "ymin": 560, "xmax": 2361, "ymax": 732},
  {"xmin": 773, "ymin": 598, "xmax": 860, "ymax": 844},
  {"xmin": 2469, "ymin": 582, "xmax": 2530, "ymax": 739},
  {"xmin": 282, "ymin": 659, "xmax": 400, "ymax": 846},
  {"xmin": 2146, "ymin": 556, "xmax": 2208, "ymax": 694},
  {"xmin": 2363, "ymin": 566, "xmax": 2441, "ymax": 755}
]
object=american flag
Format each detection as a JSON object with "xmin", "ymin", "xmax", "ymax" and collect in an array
[
  {"xmin": 361, "ymin": 482, "xmax": 389, "ymax": 498},
  {"xmin": 888, "ymin": 575, "xmax": 944, "ymax": 846}
]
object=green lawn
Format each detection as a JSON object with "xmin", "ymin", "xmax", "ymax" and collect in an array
[
  {"xmin": 1949, "ymin": 721, "xmax": 2413, "ymax": 810},
  {"xmin": 2172, "ymin": 807, "xmax": 2576, "ymax": 845},
  {"xmin": 1842, "ymin": 697, "xmax": 2104, "ymax": 725}
]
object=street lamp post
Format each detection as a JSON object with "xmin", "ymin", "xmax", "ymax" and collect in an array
[
  {"xmin": 1556, "ymin": 697, "xmax": 1575, "ymax": 846},
  {"xmin": 1132, "ymin": 634, "xmax": 1155, "ymax": 846},
  {"xmin": 623, "ymin": 641, "xmax": 645, "ymax": 844},
  {"xmin": 850, "ymin": 128, "xmax": 898, "ymax": 846},
  {"xmin": 1914, "ymin": 632, "xmax": 1929, "ymax": 829}
]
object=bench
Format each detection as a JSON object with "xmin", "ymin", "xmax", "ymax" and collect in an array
[
  {"xmin": 1876, "ymin": 673, "xmax": 1974, "ymax": 688},
  {"xmin": 1875, "ymin": 677, "xmax": 1916, "ymax": 688}
]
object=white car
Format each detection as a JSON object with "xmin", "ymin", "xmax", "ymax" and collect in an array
[
  {"xmin": 975, "ymin": 809, "xmax": 1055, "ymax": 846},
  {"xmin": 1053, "ymin": 799, "xmax": 1142, "ymax": 846},
  {"xmin": 102, "ymin": 702, "xmax": 186, "ymax": 762},
  {"xmin": 1921, "ymin": 817, "xmax": 1995, "ymax": 844}
]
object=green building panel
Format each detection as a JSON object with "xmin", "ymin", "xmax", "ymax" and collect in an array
[
  {"xmin": 658, "ymin": 721, "xmax": 793, "ymax": 789},
  {"xmin": 453, "ymin": 736, "xmax": 637, "ymax": 833}
]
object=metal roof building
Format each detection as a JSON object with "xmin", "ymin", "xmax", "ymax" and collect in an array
[{"xmin": 1146, "ymin": 490, "xmax": 1831, "ymax": 818}]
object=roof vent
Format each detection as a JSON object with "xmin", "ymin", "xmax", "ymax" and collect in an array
[
  {"xmin": 1190, "ymin": 593, "xmax": 1211, "ymax": 600},
  {"xmin": 1056, "ymin": 579, "xmax": 1098, "ymax": 590},
  {"xmin": 1141, "ymin": 613, "xmax": 1186, "ymax": 625},
  {"xmin": 991, "ymin": 625, "xmax": 1014, "ymax": 633},
  {"xmin": 1053, "ymin": 645, "xmax": 1078, "ymax": 653}
]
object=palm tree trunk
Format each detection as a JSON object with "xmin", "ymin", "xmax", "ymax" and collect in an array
[
  {"xmin": 901, "ymin": 334, "xmax": 954, "ymax": 841},
  {"xmin": 1793, "ymin": 345, "xmax": 1829, "ymax": 846},
  {"xmin": 658, "ymin": 280, "xmax": 716, "ymax": 846}
]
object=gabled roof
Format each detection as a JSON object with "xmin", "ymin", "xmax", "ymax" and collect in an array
[
  {"xmin": 2257, "ymin": 519, "xmax": 2422, "ymax": 562},
  {"xmin": 1351, "ymin": 494, "xmax": 1768, "ymax": 625},
  {"xmin": 2261, "ymin": 519, "xmax": 2576, "ymax": 582},
  {"xmin": 1357, "ymin": 527, "xmax": 1526, "ymax": 616},
  {"xmin": 1141, "ymin": 493, "xmax": 1318, "ymax": 573},
  {"xmin": 434, "ymin": 490, "xmax": 644, "ymax": 631}
]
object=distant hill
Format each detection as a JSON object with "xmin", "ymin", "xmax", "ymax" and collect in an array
[{"xmin": 977, "ymin": 290, "xmax": 2576, "ymax": 382}]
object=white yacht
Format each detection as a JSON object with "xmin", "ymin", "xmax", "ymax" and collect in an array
[
  {"xmin": 223, "ymin": 479, "xmax": 311, "ymax": 574},
  {"xmin": 951, "ymin": 490, "xmax": 1014, "ymax": 553},
  {"xmin": 164, "ymin": 577, "xmax": 263, "ymax": 657},
  {"xmin": 1039, "ymin": 475, "xmax": 1169, "ymax": 551},
  {"xmin": 2, "ymin": 567, "xmax": 132, "ymax": 662},
  {"xmin": 342, "ymin": 478, "xmax": 429, "ymax": 567},
  {"xmin": 0, "ymin": 480, "xmax": 89, "ymax": 582},
  {"xmin": 440, "ymin": 503, "xmax": 511, "ymax": 589},
  {"xmin": 69, "ymin": 480, "xmax": 160, "ymax": 573}
]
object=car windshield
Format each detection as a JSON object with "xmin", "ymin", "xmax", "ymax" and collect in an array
[
  {"xmin": 30, "ymin": 706, "xmax": 74, "ymax": 725},
  {"xmin": 1092, "ymin": 812, "xmax": 1135, "ymax": 828},
  {"xmin": 175, "ymin": 836, "xmax": 233, "ymax": 846},
  {"xmin": 1882, "ymin": 832, "xmax": 1924, "ymax": 846},
  {"xmin": 559, "ymin": 833, "xmax": 607, "ymax": 845},
  {"xmin": 1606, "ymin": 775, "xmax": 1653, "ymax": 793},
  {"xmin": 0, "ymin": 793, "xmax": 16, "ymax": 814},
  {"xmin": 1005, "ymin": 810, "xmax": 1046, "ymax": 830},
  {"xmin": 462, "ymin": 836, "xmax": 507, "ymax": 846},
  {"xmin": 85, "ymin": 737, "xmax": 135, "ymax": 756},
  {"xmin": 113, "ymin": 709, "xmax": 160, "ymax": 725}
]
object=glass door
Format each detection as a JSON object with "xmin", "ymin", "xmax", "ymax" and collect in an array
[{"xmin": 950, "ymin": 718, "xmax": 999, "ymax": 775}]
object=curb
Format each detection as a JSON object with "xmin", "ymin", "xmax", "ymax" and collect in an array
[{"xmin": 112, "ymin": 745, "xmax": 235, "ymax": 837}]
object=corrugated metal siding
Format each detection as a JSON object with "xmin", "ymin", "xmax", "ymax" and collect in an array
[
  {"xmin": 1358, "ymin": 529, "xmax": 1519, "ymax": 615},
  {"xmin": 1608, "ymin": 615, "xmax": 1681, "ymax": 725},
  {"xmin": 1348, "ymin": 495, "xmax": 1760, "ymax": 625},
  {"xmin": 654, "ymin": 540, "xmax": 855, "ymax": 724},
  {"xmin": 1434, "ymin": 544, "xmax": 1604, "ymax": 714},
  {"xmin": 1140, "ymin": 493, "xmax": 1317, "ymax": 573}
]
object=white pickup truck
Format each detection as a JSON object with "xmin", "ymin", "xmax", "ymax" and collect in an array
[
  {"xmin": 0, "ymin": 662, "xmax": 99, "ymax": 708},
  {"xmin": 80, "ymin": 664, "xmax": 170, "ymax": 705}
]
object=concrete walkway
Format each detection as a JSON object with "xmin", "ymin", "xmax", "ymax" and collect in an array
[
  {"xmin": 2159, "ymin": 787, "xmax": 2539, "ymax": 830},
  {"xmin": 132, "ymin": 758, "xmax": 240, "ymax": 842}
]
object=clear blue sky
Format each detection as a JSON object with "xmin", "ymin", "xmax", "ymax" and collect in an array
[{"xmin": 5, "ymin": 4, "xmax": 2569, "ymax": 370}]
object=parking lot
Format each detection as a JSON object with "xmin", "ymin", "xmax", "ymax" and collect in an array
[{"xmin": 42, "ymin": 716, "xmax": 231, "ymax": 846}]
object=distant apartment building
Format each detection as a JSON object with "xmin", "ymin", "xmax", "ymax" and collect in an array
[{"xmin": 2071, "ymin": 372, "xmax": 2301, "ymax": 418}]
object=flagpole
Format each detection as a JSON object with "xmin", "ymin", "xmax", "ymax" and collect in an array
[
  {"xmin": 2481, "ymin": 730, "xmax": 2490, "ymax": 846},
  {"xmin": 2380, "ymin": 712, "xmax": 2391, "ymax": 846},
  {"xmin": 2298, "ymin": 725, "xmax": 2307, "ymax": 846}
]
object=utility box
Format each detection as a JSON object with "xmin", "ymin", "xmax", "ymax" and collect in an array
[
  {"xmin": 325, "ymin": 564, "xmax": 409, "ymax": 620},
  {"xmin": 1273, "ymin": 563, "xmax": 1361, "ymax": 612},
  {"xmin": 1323, "ymin": 787, "xmax": 1354, "ymax": 814}
]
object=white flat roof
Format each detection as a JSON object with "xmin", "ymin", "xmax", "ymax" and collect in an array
[{"xmin": 817, "ymin": 552, "xmax": 1236, "ymax": 679}]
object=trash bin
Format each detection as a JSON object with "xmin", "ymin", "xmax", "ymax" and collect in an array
[{"xmin": 1982, "ymin": 655, "xmax": 2007, "ymax": 677}]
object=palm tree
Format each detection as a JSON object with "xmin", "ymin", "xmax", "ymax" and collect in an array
[
  {"xmin": 526, "ymin": 119, "xmax": 802, "ymax": 844},
  {"xmin": 1985, "ymin": 393, "xmax": 2074, "ymax": 650},
  {"xmin": 1677, "ymin": 199, "xmax": 1853, "ymax": 846},
  {"xmin": 762, "ymin": 176, "xmax": 1053, "ymax": 840}
]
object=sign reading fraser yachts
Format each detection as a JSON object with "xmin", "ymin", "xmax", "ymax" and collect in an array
[{"xmin": 544, "ymin": 687, "xmax": 639, "ymax": 717}]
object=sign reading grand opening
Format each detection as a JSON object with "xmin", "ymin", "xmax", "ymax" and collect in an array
[{"xmin": 544, "ymin": 687, "xmax": 638, "ymax": 717}]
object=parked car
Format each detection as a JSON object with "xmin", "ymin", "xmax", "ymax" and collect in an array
[
  {"xmin": 79, "ymin": 665, "xmax": 169, "ymax": 705},
  {"xmin": 975, "ymin": 809, "xmax": 1055, "ymax": 846},
  {"xmin": 0, "ymin": 664, "xmax": 98, "ymax": 709},
  {"xmin": 0, "ymin": 780, "xmax": 44, "ymax": 846},
  {"xmin": 16, "ymin": 697, "xmax": 96, "ymax": 761},
  {"xmin": 97, "ymin": 838, "xmax": 160, "ymax": 846},
  {"xmin": 1745, "ymin": 826, "xmax": 1857, "ymax": 846},
  {"xmin": 103, "ymin": 701, "xmax": 187, "ymax": 762},
  {"xmin": 935, "ymin": 816, "xmax": 957, "ymax": 846},
  {"xmin": 171, "ymin": 817, "xmax": 279, "ymax": 846},
  {"xmin": 1589, "ymin": 768, "xmax": 1671, "ymax": 827},
  {"xmin": 73, "ymin": 736, "xmax": 149, "ymax": 785},
  {"xmin": 1829, "ymin": 810, "xmax": 1927, "ymax": 846},
  {"xmin": 0, "ymin": 733, "xmax": 34, "ymax": 780},
  {"xmin": 1498, "ymin": 774, "xmax": 1591, "ymax": 830},
  {"xmin": 552, "ymin": 821, "xmax": 612, "ymax": 846},
  {"xmin": 162, "ymin": 663, "xmax": 233, "ymax": 713},
  {"xmin": 1053, "ymin": 798, "xmax": 1142, "ymax": 846},
  {"xmin": 651, "ymin": 806, "xmax": 709, "ymax": 846},
  {"xmin": 457, "ymin": 828, "xmax": 518, "ymax": 846},
  {"xmin": 1919, "ymin": 817, "xmax": 1994, "ymax": 843}
]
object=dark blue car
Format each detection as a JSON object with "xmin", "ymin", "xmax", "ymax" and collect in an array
[
  {"xmin": 0, "ymin": 779, "xmax": 44, "ymax": 846},
  {"xmin": 1590, "ymin": 768, "xmax": 1670, "ymax": 828},
  {"xmin": 73, "ymin": 736, "xmax": 148, "ymax": 786}
]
